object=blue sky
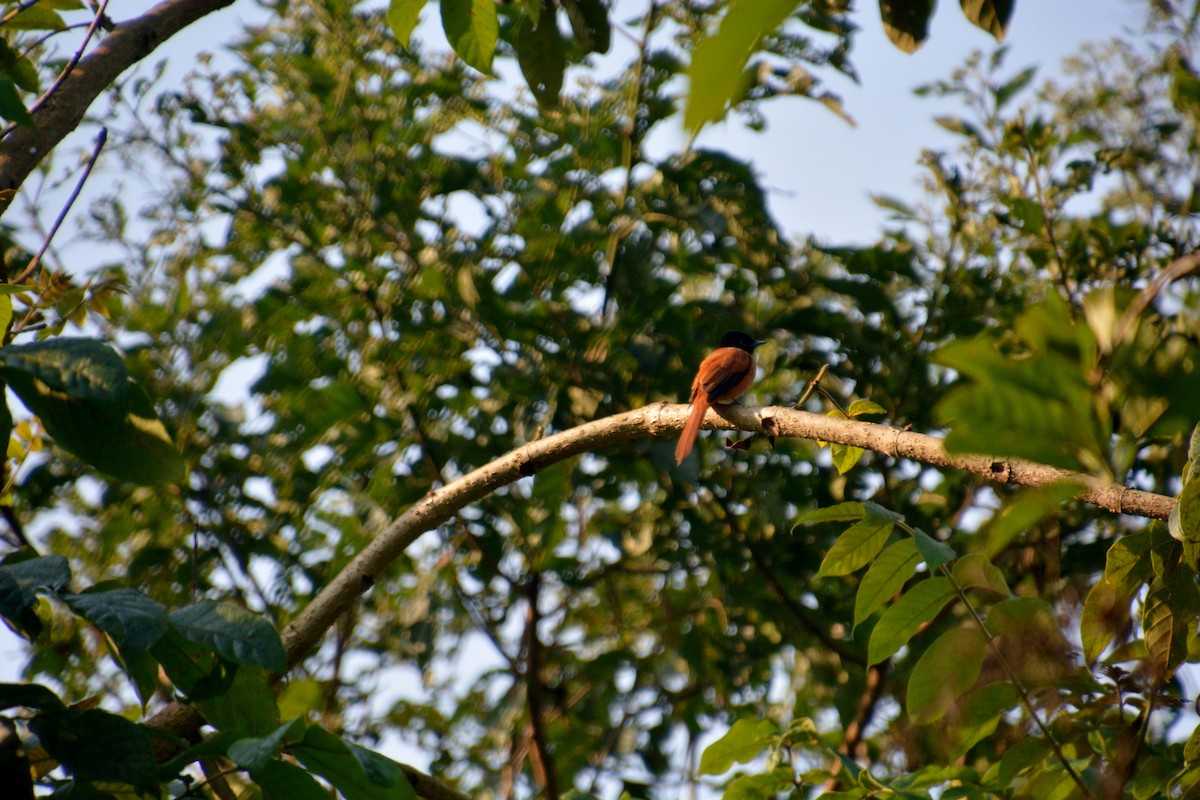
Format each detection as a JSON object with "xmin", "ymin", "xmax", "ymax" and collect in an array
[{"xmin": 686, "ymin": 0, "xmax": 1144, "ymax": 244}]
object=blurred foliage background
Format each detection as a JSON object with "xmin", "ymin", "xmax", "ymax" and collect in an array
[{"xmin": 1, "ymin": 0, "xmax": 1200, "ymax": 797}]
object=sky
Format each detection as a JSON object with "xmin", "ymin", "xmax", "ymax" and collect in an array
[{"xmin": 0, "ymin": 0, "xmax": 1168, "ymax": 780}]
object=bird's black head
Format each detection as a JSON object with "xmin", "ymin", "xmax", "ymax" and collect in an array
[{"xmin": 718, "ymin": 331, "xmax": 765, "ymax": 352}]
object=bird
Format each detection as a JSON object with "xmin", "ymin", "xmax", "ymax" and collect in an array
[{"xmin": 675, "ymin": 330, "xmax": 764, "ymax": 466}]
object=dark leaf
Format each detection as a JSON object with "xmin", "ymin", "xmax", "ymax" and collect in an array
[
  {"xmin": 515, "ymin": 14, "xmax": 566, "ymax": 108},
  {"xmin": 879, "ymin": 0, "xmax": 935, "ymax": 53},
  {"xmin": 560, "ymin": 0, "xmax": 610, "ymax": 54},
  {"xmin": 959, "ymin": 0, "xmax": 1013, "ymax": 41},
  {"xmin": 0, "ymin": 339, "xmax": 184, "ymax": 484},
  {"xmin": 64, "ymin": 588, "xmax": 170, "ymax": 654},
  {"xmin": 30, "ymin": 709, "xmax": 157, "ymax": 793},
  {"xmin": 170, "ymin": 600, "xmax": 287, "ymax": 672},
  {"xmin": 292, "ymin": 726, "xmax": 415, "ymax": 800}
]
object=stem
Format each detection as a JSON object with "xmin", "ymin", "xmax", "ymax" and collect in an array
[
  {"xmin": 523, "ymin": 572, "xmax": 560, "ymax": 799},
  {"xmin": 0, "ymin": 0, "xmax": 111, "ymax": 141},
  {"xmin": 793, "ymin": 363, "xmax": 829, "ymax": 409},
  {"xmin": 929, "ymin": 539, "xmax": 1091, "ymax": 798},
  {"xmin": 13, "ymin": 127, "xmax": 106, "ymax": 284}
]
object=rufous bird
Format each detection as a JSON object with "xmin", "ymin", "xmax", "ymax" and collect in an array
[{"xmin": 675, "ymin": 331, "xmax": 764, "ymax": 465}]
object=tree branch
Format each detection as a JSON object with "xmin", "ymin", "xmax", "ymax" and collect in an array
[
  {"xmin": 0, "ymin": 0, "xmax": 236, "ymax": 217},
  {"xmin": 145, "ymin": 402, "xmax": 1175, "ymax": 753}
]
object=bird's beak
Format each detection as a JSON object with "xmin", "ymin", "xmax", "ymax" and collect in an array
[{"xmin": 754, "ymin": 340, "xmax": 766, "ymax": 347}]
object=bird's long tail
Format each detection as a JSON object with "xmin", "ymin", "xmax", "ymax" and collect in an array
[{"xmin": 675, "ymin": 397, "xmax": 710, "ymax": 465}]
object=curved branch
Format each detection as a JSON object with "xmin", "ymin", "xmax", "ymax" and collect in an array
[
  {"xmin": 145, "ymin": 402, "xmax": 1175, "ymax": 747},
  {"xmin": 0, "ymin": 0, "xmax": 236, "ymax": 217}
]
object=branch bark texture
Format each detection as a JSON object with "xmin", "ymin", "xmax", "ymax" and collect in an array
[
  {"xmin": 146, "ymin": 402, "xmax": 1176, "ymax": 754},
  {"xmin": 0, "ymin": 0, "xmax": 237, "ymax": 216}
]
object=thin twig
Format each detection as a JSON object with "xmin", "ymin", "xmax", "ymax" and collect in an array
[
  {"xmin": 928, "ymin": 530, "xmax": 1092, "ymax": 799},
  {"xmin": 793, "ymin": 363, "xmax": 829, "ymax": 409},
  {"xmin": 0, "ymin": 0, "xmax": 111, "ymax": 141},
  {"xmin": 13, "ymin": 127, "xmax": 106, "ymax": 284},
  {"xmin": 523, "ymin": 572, "xmax": 560, "ymax": 799},
  {"xmin": 0, "ymin": 0, "xmax": 43, "ymax": 27},
  {"xmin": 1110, "ymin": 251, "xmax": 1200, "ymax": 349}
]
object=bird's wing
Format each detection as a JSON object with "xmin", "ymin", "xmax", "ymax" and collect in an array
[{"xmin": 698, "ymin": 348, "xmax": 754, "ymax": 402}]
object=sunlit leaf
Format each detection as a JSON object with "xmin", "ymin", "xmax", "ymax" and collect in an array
[
  {"xmin": 387, "ymin": 0, "xmax": 428, "ymax": 48},
  {"xmin": 816, "ymin": 513, "xmax": 897, "ymax": 578},
  {"xmin": 441, "ymin": 0, "xmax": 498, "ymax": 73},
  {"xmin": 879, "ymin": 0, "xmax": 934, "ymax": 53},
  {"xmin": 868, "ymin": 577, "xmax": 955, "ymax": 665},
  {"xmin": 685, "ymin": 0, "xmax": 797, "ymax": 132},
  {"xmin": 959, "ymin": 0, "xmax": 1013, "ymax": 41},
  {"xmin": 854, "ymin": 538, "xmax": 920, "ymax": 630},
  {"xmin": 698, "ymin": 717, "xmax": 777, "ymax": 776}
]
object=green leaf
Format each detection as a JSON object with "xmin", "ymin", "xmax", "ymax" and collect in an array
[
  {"xmin": 229, "ymin": 718, "xmax": 307, "ymax": 772},
  {"xmin": 854, "ymin": 538, "xmax": 921, "ymax": 630},
  {"xmin": 816, "ymin": 514, "xmax": 897, "ymax": 579},
  {"xmin": 796, "ymin": 501, "xmax": 867, "ymax": 525},
  {"xmin": 0, "ymin": 76, "xmax": 32, "ymax": 131},
  {"xmin": 0, "ymin": 555, "xmax": 70, "ymax": 635},
  {"xmin": 697, "ymin": 717, "xmax": 777, "ymax": 776},
  {"xmin": 292, "ymin": 726, "xmax": 416, "ymax": 800},
  {"xmin": 0, "ymin": 683, "xmax": 66, "ymax": 712},
  {"xmin": 157, "ymin": 731, "xmax": 242, "ymax": 782},
  {"xmin": 1080, "ymin": 579, "xmax": 1125, "ymax": 664},
  {"xmin": 959, "ymin": 0, "xmax": 1013, "ymax": 41},
  {"xmin": 984, "ymin": 482, "xmax": 1084, "ymax": 558},
  {"xmin": 3, "ymin": 5, "xmax": 66, "ymax": 31},
  {"xmin": 994, "ymin": 65, "xmax": 1036, "ymax": 109},
  {"xmin": 934, "ymin": 115, "xmax": 984, "ymax": 142},
  {"xmin": 934, "ymin": 296, "xmax": 1105, "ymax": 474},
  {"xmin": 907, "ymin": 626, "xmax": 987, "ymax": 724},
  {"xmin": 560, "ymin": 0, "xmax": 610, "ymax": 54},
  {"xmin": 951, "ymin": 554, "xmax": 1010, "ymax": 597},
  {"xmin": 64, "ymin": 588, "xmax": 170, "ymax": 654},
  {"xmin": 1005, "ymin": 196, "xmax": 1045, "ymax": 232},
  {"xmin": 684, "ymin": 0, "xmax": 797, "ymax": 133},
  {"xmin": 868, "ymin": 577, "xmax": 955, "ymax": 665},
  {"xmin": 0, "ymin": 294, "xmax": 12, "ymax": 338},
  {"xmin": 345, "ymin": 741, "xmax": 414, "ymax": 796},
  {"xmin": 831, "ymin": 441, "xmax": 866, "ymax": 474},
  {"xmin": 0, "ymin": 39, "xmax": 38, "ymax": 93},
  {"xmin": 29, "ymin": 708, "xmax": 158, "ymax": 793},
  {"xmin": 0, "ymin": 338, "xmax": 185, "ymax": 484},
  {"xmin": 151, "ymin": 628, "xmax": 221, "ymax": 697},
  {"xmin": 440, "ymin": 0, "xmax": 498, "ymax": 74},
  {"xmin": 1169, "ymin": 474, "xmax": 1200, "ymax": 570},
  {"xmin": 1103, "ymin": 532, "xmax": 1154, "ymax": 595},
  {"xmin": 170, "ymin": 600, "xmax": 287, "ymax": 672},
  {"xmin": 515, "ymin": 14, "xmax": 566, "ymax": 109},
  {"xmin": 848, "ymin": 399, "xmax": 886, "ymax": 417},
  {"xmin": 1142, "ymin": 570, "xmax": 1199, "ymax": 679},
  {"xmin": 986, "ymin": 597, "xmax": 1073, "ymax": 682},
  {"xmin": 195, "ymin": 665, "xmax": 281, "ymax": 736},
  {"xmin": 869, "ymin": 193, "xmax": 916, "ymax": 219},
  {"xmin": 724, "ymin": 768, "xmax": 795, "ymax": 800},
  {"xmin": 912, "ymin": 528, "xmax": 956, "ymax": 571},
  {"xmin": 879, "ymin": 0, "xmax": 935, "ymax": 53},
  {"xmin": 387, "ymin": 0, "xmax": 428, "ymax": 48},
  {"xmin": 254, "ymin": 758, "xmax": 335, "ymax": 800},
  {"xmin": 945, "ymin": 683, "xmax": 1019, "ymax": 760}
]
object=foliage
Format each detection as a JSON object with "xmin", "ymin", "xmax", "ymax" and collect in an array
[{"xmin": 0, "ymin": 0, "xmax": 1197, "ymax": 798}]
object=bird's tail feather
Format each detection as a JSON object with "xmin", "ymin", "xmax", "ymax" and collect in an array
[{"xmin": 675, "ymin": 399, "xmax": 709, "ymax": 465}]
